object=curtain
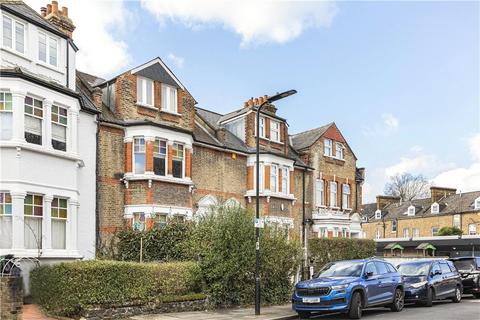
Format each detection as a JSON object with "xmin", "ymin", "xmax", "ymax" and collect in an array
[
  {"xmin": 0, "ymin": 216, "xmax": 12, "ymax": 249},
  {"xmin": 51, "ymin": 219, "xmax": 66, "ymax": 249},
  {"xmin": 24, "ymin": 216, "xmax": 42, "ymax": 249}
]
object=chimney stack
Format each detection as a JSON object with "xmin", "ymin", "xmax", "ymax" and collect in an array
[
  {"xmin": 376, "ymin": 195, "xmax": 401, "ymax": 210},
  {"xmin": 41, "ymin": 1, "xmax": 76, "ymax": 38},
  {"xmin": 430, "ymin": 186, "xmax": 456, "ymax": 203}
]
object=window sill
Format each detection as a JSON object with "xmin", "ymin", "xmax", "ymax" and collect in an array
[
  {"xmin": 35, "ymin": 61, "xmax": 64, "ymax": 75},
  {"xmin": 324, "ymin": 155, "xmax": 345, "ymax": 162},
  {"xmin": 254, "ymin": 135, "xmax": 284, "ymax": 145},
  {"xmin": 124, "ymin": 173, "xmax": 193, "ymax": 185},
  {"xmin": 160, "ymin": 109, "xmax": 181, "ymax": 116},
  {"xmin": 0, "ymin": 140, "xmax": 80, "ymax": 161},
  {"xmin": 136, "ymin": 103, "xmax": 158, "ymax": 111},
  {"xmin": 1, "ymin": 46, "xmax": 31, "ymax": 62},
  {"xmin": 244, "ymin": 190, "xmax": 295, "ymax": 201}
]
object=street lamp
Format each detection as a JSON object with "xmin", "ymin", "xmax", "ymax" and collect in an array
[{"xmin": 255, "ymin": 89, "xmax": 297, "ymax": 315}]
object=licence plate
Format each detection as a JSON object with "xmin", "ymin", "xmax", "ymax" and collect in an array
[{"xmin": 302, "ymin": 297, "xmax": 321, "ymax": 303}]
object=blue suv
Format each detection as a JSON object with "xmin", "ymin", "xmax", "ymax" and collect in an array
[{"xmin": 292, "ymin": 259, "xmax": 404, "ymax": 319}]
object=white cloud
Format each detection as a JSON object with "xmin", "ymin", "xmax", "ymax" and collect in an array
[
  {"xmin": 385, "ymin": 154, "xmax": 455, "ymax": 178},
  {"xmin": 362, "ymin": 113, "xmax": 399, "ymax": 136},
  {"xmin": 140, "ymin": 0, "xmax": 338, "ymax": 46},
  {"xmin": 25, "ymin": 0, "xmax": 132, "ymax": 77},
  {"xmin": 167, "ymin": 53, "xmax": 185, "ymax": 69}
]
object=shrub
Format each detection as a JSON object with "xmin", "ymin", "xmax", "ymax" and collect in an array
[
  {"xmin": 116, "ymin": 221, "xmax": 192, "ymax": 262},
  {"xmin": 308, "ymin": 238, "xmax": 376, "ymax": 272},
  {"xmin": 30, "ymin": 260, "xmax": 203, "ymax": 316},
  {"xmin": 438, "ymin": 226, "xmax": 463, "ymax": 236},
  {"xmin": 190, "ymin": 206, "xmax": 301, "ymax": 307}
]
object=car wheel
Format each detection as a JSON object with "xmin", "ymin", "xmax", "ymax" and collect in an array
[
  {"xmin": 423, "ymin": 287, "xmax": 434, "ymax": 307},
  {"xmin": 452, "ymin": 286, "xmax": 462, "ymax": 303},
  {"xmin": 297, "ymin": 311, "xmax": 311, "ymax": 319},
  {"xmin": 473, "ymin": 292, "xmax": 480, "ymax": 299},
  {"xmin": 348, "ymin": 291, "xmax": 363, "ymax": 319},
  {"xmin": 390, "ymin": 288, "xmax": 404, "ymax": 312}
]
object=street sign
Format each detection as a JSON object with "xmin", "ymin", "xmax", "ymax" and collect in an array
[{"xmin": 254, "ymin": 218, "xmax": 264, "ymax": 228}]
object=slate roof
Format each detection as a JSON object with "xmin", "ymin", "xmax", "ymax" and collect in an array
[
  {"xmin": 76, "ymin": 70, "xmax": 105, "ymax": 91},
  {"xmin": 290, "ymin": 123, "xmax": 333, "ymax": 150},
  {"xmin": 362, "ymin": 191, "xmax": 480, "ymax": 223},
  {"xmin": 1, "ymin": 1, "xmax": 68, "ymax": 39}
]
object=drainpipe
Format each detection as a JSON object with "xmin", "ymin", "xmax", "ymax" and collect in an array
[{"xmin": 302, "ymin": 169, "xmax": 307, "ymax": 280}]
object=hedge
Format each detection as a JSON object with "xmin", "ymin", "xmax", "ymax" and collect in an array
[
  {"xmin": 309, "ymin": 238, "xmax": 376, "ymax": 272},
  {"xmin": 30, "ymin": 260, "xmax": 204, "ymax": 316},
  {"xmin": 116, "ymin": 221, "xmax": 192, "ymax": 262}
]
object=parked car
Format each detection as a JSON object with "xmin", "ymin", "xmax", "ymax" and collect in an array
[
  {"xmin": 449, "ymin": 256, "xmax": 480, "ymax": 298},
  {"xmin": 398, "ymin": 259, "xmax": 462, "ymax": 307},
  {"xmin": 292, "ymin": 259, "xmax": 404, "ymax": 319}
]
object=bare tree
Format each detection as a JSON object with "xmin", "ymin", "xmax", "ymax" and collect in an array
[{"xmin": 384, "ymin": 173, "xmax": 430, "ymax": 201}]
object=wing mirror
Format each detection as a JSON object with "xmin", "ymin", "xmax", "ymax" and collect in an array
[
  {"xmin": 432, "ymin": 269, "xmax": 442, "ymax": 276},
  {"xmin": 364, "ymin": 271, "xmax": 374, "ymax": 278}
]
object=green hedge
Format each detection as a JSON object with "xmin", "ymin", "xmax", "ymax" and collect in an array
[
  {"xmin": 30, "ymin": 260, "xmax": 204, "ymax": 316},
  {"xmin": 309, "ymin": 238, "xmax": 376, "ymax": 271},
  {"xmin": 116, "ymin": 221, "xmax": 192, "ymax": 262}
]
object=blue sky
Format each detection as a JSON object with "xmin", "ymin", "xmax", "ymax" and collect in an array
[{"xmin": 28, "ymin": 0, "xmax": 479, "ymax": 201}]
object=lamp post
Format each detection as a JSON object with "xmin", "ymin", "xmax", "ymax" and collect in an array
[{"xmin": 255, "ymin": 89, "xmax": 297, "ymax": 315}]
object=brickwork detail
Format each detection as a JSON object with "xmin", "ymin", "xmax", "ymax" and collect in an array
[{"xmin": 0, "ymin": 276, "xmax": 23, "ymax": 320}]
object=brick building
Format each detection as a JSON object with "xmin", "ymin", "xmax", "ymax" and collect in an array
[{"xmin": 362, "ymin": 186, "xmax": 480, "ymax": 240}]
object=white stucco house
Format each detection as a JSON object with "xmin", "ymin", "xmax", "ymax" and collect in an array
[{"xmin": 0, "ymin": 1, "xmax": 97, "ymax": 283}]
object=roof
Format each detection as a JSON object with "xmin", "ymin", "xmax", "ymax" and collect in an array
[
  {"xmin": 384, "ymin": 243, "xmax": 404, "ymax": 250},
  {"xmin": 416, "ymin": 243, "xmax": 436, "ymax": 250},
  {"xmin": 76, "ymin": 70, "xmax": 105, "ymax": 91},
  {"xmin": 290, "ymin": 123, "xmax": 333, "ymax": 150},
  {"xmin": 1, "ymin": 1, "xmax": 68, "ymax": 39},
  {"xmin": 362, "ymin": 190, "xmax": 480, "ymax": 222}
]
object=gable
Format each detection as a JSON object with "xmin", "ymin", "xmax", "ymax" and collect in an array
[
  {"xmin": 131, "ymin": 57, "xmax": 185, "ymax": 90},
  {"xmin": 323, "ymin": 123, "xmax": 346, "ymax": 143}
]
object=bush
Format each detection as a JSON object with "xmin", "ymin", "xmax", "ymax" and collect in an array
[
  {"xmin": 30, "ymin": 260, "xmax": 203, "ymax": 316},
  {"xmin": 309, "ymin": 238, "xmax": 376, "ymax": 272},
  {"xmin": 438, "ymin": 226, "xmax": 463, "ymax": 236},
  {"xmin": 190, "ymin": 206, "xmax": 301, "ymax": 307},
  {"xmin": 116, "ymin": 221, "xmax": 192, "ymax": 262}
]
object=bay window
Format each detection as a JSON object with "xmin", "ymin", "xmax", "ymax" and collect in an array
[
  {"xmin": 153, "ymin": 138, "xmax": 167, "ymax": 176},
  {"xmin": 0, "ymin": 192, "xmax": 12, "ymax": 249},
  {"xmin": 342, "ymin": 184, "xmax": 351, "ymax": 209},
  {"xmin": 24, "ymin": 96, "xmax": 43, "ymax": 145},
  {"xmin": 51, "ymin": 197, "xmax": 67, "ymax": 249},
  {"xmin": 153, "ymin": 213, "xmax": 167, "ymax": 229},
  {"xmin": 270, "ymin": 120, "xmax": 280, "ymax": 142},
  {"xmin": 172, "ymin": 143, "xmax": 184, "ymax": 178},
  {"xmin": 133, "ymin": 137, "xmax": 146, "ymax": 174},
  {"xmin": 315, "ymin": 179, "xmax": 324, "ymax": 207},
  {"xmin": 137, "ymin": 77, "xmax": 154, "ymax": 106},
  {"xmin": 24, "ymin": 194, "xmax": 43, "ymax": 249},
  {"xmin": 38, "ymin": 32, "xmax": 58, "ymax": 67},
  {"xmin": 51, "ymin": 105, "xmax": 67, "ymax": 151},
  {"xmin": 3, "ymin": 15, "xmax": 25, "ymax": 54},
  {"xmin": 281, "ymin": 167, "xmax": 288, "ymax": 195},
  {"xmin": 0, "ymin": 92, "xmax": 13, "ymax": 140},
  {"xmin": 161, "ymin": 84, "xmax": 178, "ymax": 113},
  {"xmin": 330, "ymin": 181, "xmax": 338, "ymax": 207},
  {"xmin": 270, "ymin": 164, "xmax": 278, "ymax": 192},
  {"xmin": 324, "ymin": 139, "xmax": 332, "ymax": 156}
]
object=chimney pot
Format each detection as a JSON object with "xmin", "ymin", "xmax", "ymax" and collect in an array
[
  {"xmin": 62, "ymin": 6, "xmax": 68, "ymax": 17},
  {"xmin": 40, "ymin": 7, "xmax": 47, "ymax": 17},
  {"xmin": 258, "ymin": 96, "xmax": 264, "ymax": 104},
  {"xmin": 248, "ymin": 98, "xmax": 253, "ymax": 107},
  {"xmin": 52, "ymin": 1, "xmax": 58, "ymax": 14},
  {"xmin": 254, "ymin": 98, "xmax": 259, "ymax": 106},
  {"xmin": 46, "ymin": 4, "xmax": 52, "ymax": 15},
  {"xmin": 263, "ymin": 95, "xmax": 268, "ymax": 100}
]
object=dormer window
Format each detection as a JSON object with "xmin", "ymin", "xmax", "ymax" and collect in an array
[
  {"xmin": 324, "ymin": 139, "xmax": 332, "ymax": 156},
  {"xmin": 38, "ymin": 32, "xmax": 58, "ymax": 67},
  {"xmin": 375, "ymin": 209, "xmax": 381, "ymax": 220},
  {"xmin": 431, "ymin": 202, "xmax": 439, "ymax": 214},
  {"xmin": 270, "ymin": 120, "xmax": 280, "ymax": 142},
  {"xmin": 336, "ymin": 142, "xmax": 344, "ymax": 160},
  {"xmin": 137, "ymin": 77, "xmax": 154, "ymax": 107},
  {"xmin": 407, "ymin": 205, "xmax": 415, "ymax": 216},
  {"xmin": 475, "ymin": 197, "xmax": 480, "ymax": 210},
  {"xmin": 2, "ymin": 15, "xmax": 25, "ymax": 54},
  {"xmin": 161, "ymin": 84, "xmax": 177, "ymax": 113},
  {"xmin": 361, "ymin": 216, "xmax": 368, "ymax": 223}
]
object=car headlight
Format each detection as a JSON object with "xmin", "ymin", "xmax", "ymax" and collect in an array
[
  {"xmin": 409, "ymin": 281, "xmax": 428, "ymax": 289},
  {"xmin": 331, "ymin": 284, "xmax": 349, "ymax": 290}
]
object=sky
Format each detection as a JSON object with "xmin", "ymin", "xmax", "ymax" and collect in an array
[{"xmin": 27, "ymin": 0, "xmax": 480, "ymax": 202}]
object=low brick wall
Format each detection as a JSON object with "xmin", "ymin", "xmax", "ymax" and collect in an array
[
  {"xmin": 0, "ymin": 276, "xmax": 23, "ymax": 320},
  {"xmin": 82, "ymin": 299, "xmax": 207, "ymax": 319}
]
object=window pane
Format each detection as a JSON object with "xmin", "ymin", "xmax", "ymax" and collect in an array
[
  {"xmin": 49, "ymin": 37, "xmax": 57, "ymax": 66},
  {"xmin": 14, "ymin": 21, "xmax": 24, "ymax": 53},
  {"xmin": 172, "ymin": 160, "xmax": 183, "ymax": 178},
  {"xmin": 161, "ymin": 84, "xmax": 167, "ymax": 110},
  {"xmin": 24, "ymin": 217, "xmax": 42, "ymax": 249},
  {"xmin": 146, "ymin": 80, "xmax": 153, "ymax": 105},
  {"xmin": 154, "ymin": 157, "xmax": 166, "ymax": 176},
  {"xmin": 0, "ymin": 112, "xmax": 13, "ymax": 140},
  {"xmin": 3, "ymin": 16, "xmax": 12, "ymax": 48},
  {"xmin": 51, "ymin": 219, "xmax": 66, "ymax": 249},
  {"xmin": 0, "ymin": 216, "xmax": 12, "ymax": 249},
  {"xmin": 137, "ymin": 78, "xmax": 144, "ymax": 104},
  {"xmin": 38, "ymin": 33, "xmax": 47, "ymax": 62}
]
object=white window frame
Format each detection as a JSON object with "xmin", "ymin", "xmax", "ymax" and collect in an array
[
  {"xmin": 281, "ymin": 167, "xmax": 289, "ymax": 195},
  {"xmin": 432, "ymin": 227, "xmax": 439, "ymax": 236},
  {"xmin": 137, "ymin": 77, "xmax": 154, "ymax": 107},
  {"xmin": 330, "ymin": 181, "xmax": 338, "ymax": 208},
  {"xmin": 407, "ymin": 205, "xmax": 415, "ymax": 216},
  {"xmin": 336, "ymin": 142, "xmax": 344, "ymax": 160},
  {"xmin": 161, "ymin": 83, "xmax": 178, "ymax": 113},
  {"xmin": 51, "ymin": 104, "xmax": 68, "ymax": 151},
  {"xmin": 2, "ymin": 15, "xmax": 25, "ymax": 54},
  {"xmin": 413, "ymin": 228, "xmax": 420, "ymax": 238},
  {"xmin": 270, "ymin": 120, "xmax": 280, "ymax": 142},
  {"xmin": 375, "ymin": 229, "xmax": 381, "ymax": 239},
  {"xmin": 51, "ymin": 197, "xmax": 68, "ymax": 249},
  {"xmin": 453, "ymin": 214, "xmax": 461, "ymax": 228},
  {"xmin": 315, "ymin": 179, "xmax": 325, "ymax": 207},
  {"xmin": 270, "ymin": 164, "xmax": 278, "ymax": 193},
  {"xmin": 324, "ymin": 139, "xmax": 332, "ymax": 156},
  {"xmin": 153, "ymin": 138, "xmax": 167, "ymax": 176},
  {"xmin": 468, "ymin": 224, "xmax": 477, "ymax": 235},
  {"xmin": 38, "ymin": 31, "xmax": 59, "ymax": 67},
  {"xmin": 171, "ymin": 142, "xmax": 185, "ymax": 178},
  {"xmin": 342, "ymin": 183, "xmax": 351, "ymax": 209},
  {"xmin": 24, "ymin": 96, "xmax": 44, "ymax": 145},
  {"xmin": 375, "ymin": 209, "xmax": 382, "ymax": 220},
  {"xmin": 318, "ymin": 227, "xmax": 327, "ymax": 238},
  {"xmin": 254, "ymin": 162, "xmax": 265, "ymax": 192},
  {"xmin": 0, "ymin": 92, "xmax": 13, "ymax": 140},
  {"xmin": 258, "ymin": 116, "xmax": 266, "ymax": 138},
  {"xmin": 133, "ymin": 136, "xmax": 146, "ymax": 174},
  {"xmin": 475, "ymin": 198, "xmax": 480, "ymax": 210},
  {"xmin": 431, "ymin": 202, "xmax": 439, "ymax": 214},
  {"xmin": 403, "ymin": 228, "xmax": 409, "ymax": 238}
]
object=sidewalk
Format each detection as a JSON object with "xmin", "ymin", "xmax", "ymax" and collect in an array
[{"xmin": 130, "ymin": 304, "xmax": 297, "ymax": 320}]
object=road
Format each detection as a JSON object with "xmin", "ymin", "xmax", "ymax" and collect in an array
[{"xmin": 301, "ymin": 296, "xmax": 480, "ymax": 320}]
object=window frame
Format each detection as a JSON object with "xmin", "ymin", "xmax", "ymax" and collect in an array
[
  {"xmin": 342, "ymin": 183, "xmax": 351, "ymax": 209},
  {"xmin": 324, "ymin": 138, "xmax": 332, "ymax": 156},
  {"xmin": 270, "ymin": 120, "xmax": 280, "ymax": 142},
  {"xmin": 153, "ymin": 138, "xmax": 167, "ymax": 176},
  {"xmin": 403, "ymin": 228, "xmax": 409, "ymax": 238},
  {"xmin": 133, "ymin": 136, "xmax": 146, "ymax": 174},
  {"xmin": 468, "ymin": 223, "xmax": 476, "ymax": 235},
  {"xmin": 330, "ymin": 181, "xmax": 338, "ymax": 207},
  {"xmin": 51, "ymin": 197, "xmax": 68, "ymax": 249},
  {"xmin": 270, "ymin": 164, "xmax": 278, "ymax": 193},
  {"xmin": 375, "ymin": 209, "xmax": 382, "ymax": 220},
  {"xmin": 474, "ymin": 198, "xmax": 480, "ymax": 210},
  {"xmin": 2, "ymin": 14, "xmax": 25, "ymax": 54},
  {"xmin": 24, "ymin": 96, "xmax": 44, "ymax": 145},
  {"xmin": 431, "ymin": 202, "xmax": 439, "ymax": 214},
  {"xmin": 391, "ymin": 219, "xmax": 397, "ymax": 233},
  {"xmin": 254, "ymin": 162, "xmax": 265, "ymax": 192},
  {"xmin": 407, "ymin": 205, "xmax": 415, "ymax": 216},
  {"xmin": 0, "ymin": 192, "xmax": 12, "ymax": 216},
  {"xmin": 137, "ymin": 76, "xmax": 154, "ymax": 107},
  {"xmin": 24, "ymin": 194, "xmax": 43, "ymax": 249},
  {"xmin": 413, "ymin": 228, "xmax": 420, "ymax": 237},
  {"xmin": 171, "ymin": 142, "xmax": 184, "ymax": 178},
  {"xmin": 0, "ymin": 92, "xmax": 13, "ymax": 140},
  {"xmin": 258, "ymin": 116, "xmax": 266, "ymax": 138},
  {"xmin": 432, "ymin": 226, "xmax": 439, "ymax": 236},
  {"xmin": 281, "ymin": 167, "xmax": 289, "ymax": 195},
  {"xmin": 161, "ymin": 83, "xmax": 178, "ymax": 113},
  {"xmin": 315, "ymin": 179, "xmax": 325, "ymax": 207},
  {"xmin": 335, "ymin": 142, "xmax": 344, "ymax": 160},
  {"xmin": 453, "ymin": 214, "xmax": 461, "ymax": 228},
  {"xmin": 51, "ymin": 104, "xmax": 68, "ymax": 151},
  {"xmin": 38, "ymin": 31, "xmax": 59, "ymax": 67}
]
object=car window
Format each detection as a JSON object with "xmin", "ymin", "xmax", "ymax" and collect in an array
[
  {"xmin": 365, "ymin": 262, "xmax": 378, "ymax": 275},
  {"xmin": 440, "ymin": 262, "xmax": 451, "ymax": 274},
  {"xmin": 386, "ymin": 263, "xmax": 397, "ymax": 273},
  {"xmin": 375, "ymin": 262, "xmax": 389, "ymax": 274},
  {"xmin": 398, "ymin": 262, "xmax": 431, "ymax": 276},
  {"xmin": 476, "ymin": 258, "xmax": 480, "ymax": 269},
  {"xmin": 452, "ymin": 258, "xmax": 475, "ymax": 272},
  {"xmin": 446, "ymin": 261, "xmax": 457, "ymax": 272},
  {"xmin": 431, "ymin": 263, "xmax": 441, "ymax": 275}
]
